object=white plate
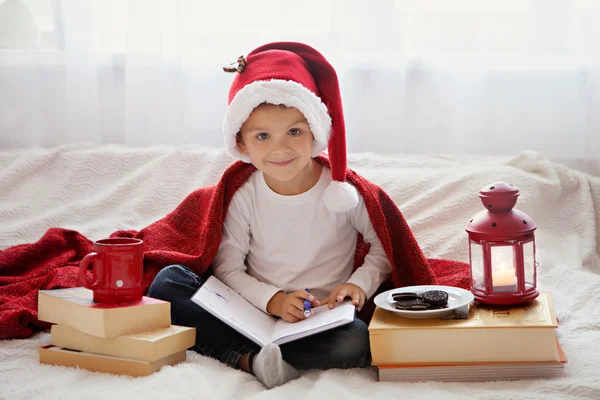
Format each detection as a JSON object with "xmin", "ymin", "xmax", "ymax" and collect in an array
[{"xmin": 374, "ymin": 285, "xmax": 475, "ymax": 319}]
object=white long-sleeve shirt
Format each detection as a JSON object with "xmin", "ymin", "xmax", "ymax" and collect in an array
[{"xmin": 211, "ymin": 166, "xmax": 392, "ymax": 313}]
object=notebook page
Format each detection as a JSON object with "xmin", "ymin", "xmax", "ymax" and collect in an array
[
  {"xmin": 191, "ymin": 276, "xmax": 276, "ymax": 346},
  {"xmin": 269, "ymin": 301, "xmax": 355, "ymax": 345}
]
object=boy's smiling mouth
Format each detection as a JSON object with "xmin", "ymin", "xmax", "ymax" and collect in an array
[{"xmin": 268, "ymin": 158, "xmax": 295, "ymax": 166}]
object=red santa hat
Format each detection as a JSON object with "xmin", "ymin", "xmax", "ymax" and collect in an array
[{"xmin": 222, "ymin": 42, "xmax": 358, "ymax": 213}]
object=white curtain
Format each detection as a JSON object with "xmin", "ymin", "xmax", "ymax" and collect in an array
[{"xmin": 1, "ymin": 0, "xmax": 599, "ymax": 174}]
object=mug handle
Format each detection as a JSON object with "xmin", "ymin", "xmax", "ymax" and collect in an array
[{"xmin": 79, "ymin": 252, "xmax": 100, "ymax": 290}]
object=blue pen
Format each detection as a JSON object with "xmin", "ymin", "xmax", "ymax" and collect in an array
[{"xmin": 303, "ymin": 288, "xmax": 312, "ymax": 317}]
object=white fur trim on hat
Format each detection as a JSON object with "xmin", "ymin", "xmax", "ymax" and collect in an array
[
  {"xmin": 223, "ymin": 79, "xmax": 332, "ymax": 163},
  {"xmin": 323, "ymin": 180, "xmax": 359, "ymax": 213}
]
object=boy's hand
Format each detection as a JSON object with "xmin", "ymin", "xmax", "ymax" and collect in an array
[
  {"xmin": 321, "ymin": 283, "xmax": 366, "ymax": 311},
  {"xmin": 266, "ymin": 290, "xmax": 321, "ymax": 323}
]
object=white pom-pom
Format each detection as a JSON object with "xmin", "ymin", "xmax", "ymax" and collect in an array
[{"xmin": 323, "ymin": 181, "xmax": 359, "ymax": 213}]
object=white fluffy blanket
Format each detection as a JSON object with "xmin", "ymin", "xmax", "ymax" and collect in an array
[{"xmin": 1, "ymin": 144, "xmax": 599, "ymax": 400}]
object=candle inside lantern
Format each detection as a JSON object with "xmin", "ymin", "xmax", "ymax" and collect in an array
[{"xmin": 492, "ymin": 262, "xmax": 517, "ymax": 292}]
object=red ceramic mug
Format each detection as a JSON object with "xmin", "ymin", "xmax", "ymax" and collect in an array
[{"xmin": 79, "ymin": 238, "xmax": 144, "ymax": 304}]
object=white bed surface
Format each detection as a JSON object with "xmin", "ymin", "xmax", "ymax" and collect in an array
[{"xmin": 1, "ymin": 144, "xmax": 599, "ymax": 399}]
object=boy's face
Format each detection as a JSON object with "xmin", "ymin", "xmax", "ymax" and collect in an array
[{"xmin": 237, "ymin": 104, "xmax": 315, "ymax": 187}]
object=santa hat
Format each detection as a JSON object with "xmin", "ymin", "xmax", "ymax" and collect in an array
[{"xmin": 222, "ymin": 42, "xmax": 358, "ymax": 213}]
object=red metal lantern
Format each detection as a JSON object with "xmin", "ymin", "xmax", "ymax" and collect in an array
[{"xmin": 465, "ymin": 182, "xmax": 538, "ymax": 305}]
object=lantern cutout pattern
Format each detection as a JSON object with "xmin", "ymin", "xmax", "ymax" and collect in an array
[{"xmin": 465, "ymin": 182, "xmax": 539, "ymax": 306}]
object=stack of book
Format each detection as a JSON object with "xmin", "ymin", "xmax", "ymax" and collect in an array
[
  {"xmin": 37, "ymin": 287, "xmax": 196, "ymax": 377},
  {"xmin": 368, "ymin": 291, "xmax": 567, "ymax": 382}
]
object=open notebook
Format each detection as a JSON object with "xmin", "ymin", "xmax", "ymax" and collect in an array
[{"xmin": 191, "ymin": 276, "xmax": 355, "ymax": 347}]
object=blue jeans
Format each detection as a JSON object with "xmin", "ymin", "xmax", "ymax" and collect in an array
[{"xmin": 148, "ymin": 265, "xmax": 372, "ymax": 370}]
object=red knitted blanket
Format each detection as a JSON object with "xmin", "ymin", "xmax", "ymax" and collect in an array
[{"xmin": 0, "ymin": 156, "xmax": 470, "ymax": 339}]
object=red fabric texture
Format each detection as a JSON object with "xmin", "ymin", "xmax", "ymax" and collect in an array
[{"xmin": 0, "ymin": 156, "xmax": 470, "ymax": 340}]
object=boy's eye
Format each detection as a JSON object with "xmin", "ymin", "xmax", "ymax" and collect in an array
[
  {"xmin": 289, "ymin": 128, "xmax": 302, "ymax": 136},
  {"xmin": 256, "ymin": 132, "xmax": 270, "ymax": 140}
]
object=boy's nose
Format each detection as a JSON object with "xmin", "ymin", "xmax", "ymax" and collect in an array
[
  {"xmin": 272, "ymin": 146, "xmax": 291, "ymax": 156},
  {"xmin": 271, "ymin": 136, "xmax": 291, "ymax": 154}
]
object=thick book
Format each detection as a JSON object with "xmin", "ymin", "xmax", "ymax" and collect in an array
[
  {"xmin": 369, "ymin": 291, "xmax": 559, "ymax": 364},
  {"xmin": 38, "ymin": 288, "xmax": 171, "ymax": 338},
  {"xmin": 39, "ymin": 345, "xmax": 186, "ymax": 377},
  {"xmin": 50, "ymin": 324, "xmax": 196, "ymax": 362},
  {"xmin": 190, "ymin": 275, "xmax": 355, "ymax": 346},
  {"xmin": 377, "ymin": 337, "xmax": 567, "ymax": 382}
]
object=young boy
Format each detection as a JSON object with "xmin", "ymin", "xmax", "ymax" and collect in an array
[{"xmin": 149, "ymin": 42, "xmax": 391, "ymax": 388}]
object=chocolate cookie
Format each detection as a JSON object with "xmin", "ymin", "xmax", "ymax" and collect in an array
[
  {"xmin": 421, "ymin": 290, "xmax": 449, "ymax": 306},
  {"xmin": 392, "ymin": 292, "xmax": 421, "ymax": 302},
  {"xmin": 395, "ymin": 299, "xmax": 431, "ymax": 311}
]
